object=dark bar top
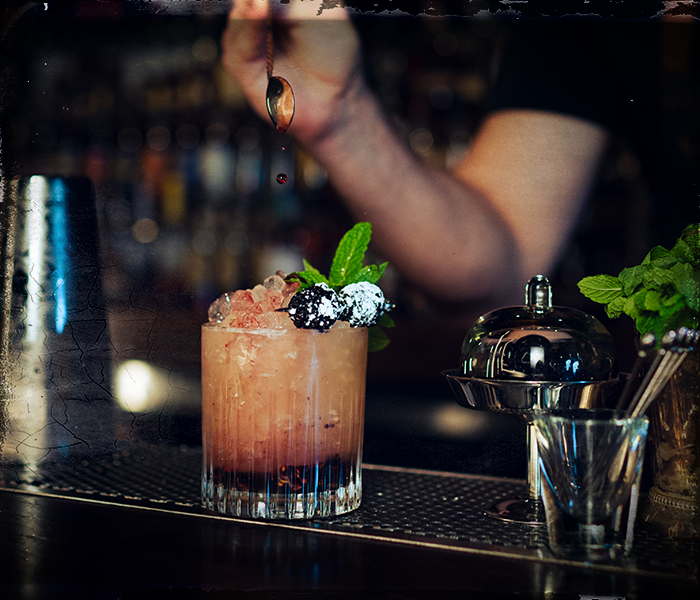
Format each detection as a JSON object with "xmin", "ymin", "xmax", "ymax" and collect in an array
[{"xmin": 1, "ymin": 443, "xmax": 697, "ymax": 600}]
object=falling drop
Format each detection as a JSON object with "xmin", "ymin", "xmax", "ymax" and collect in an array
[{"xmin": 276, "ymin": 173, "xmax": 287, "ymax": 185}]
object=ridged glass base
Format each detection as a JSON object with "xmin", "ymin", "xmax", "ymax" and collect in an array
[{"xmin": 201, "ymin": 471, "xmax": 361, "ymax": 520}]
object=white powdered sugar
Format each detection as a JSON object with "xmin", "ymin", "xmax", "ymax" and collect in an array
[{"xmin": 339, "ymin": 282, "xmax": 386, "ymax": 327}]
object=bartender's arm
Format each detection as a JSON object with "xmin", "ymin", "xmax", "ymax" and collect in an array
[{"xmin": 222, "ymin": 1, "xmax": 609, "ymax": 305}]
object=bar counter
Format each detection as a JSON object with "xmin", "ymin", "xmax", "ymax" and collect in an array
[{"xmin": 1, "ymin": 442, "xmax": 697, "ymax": 600}]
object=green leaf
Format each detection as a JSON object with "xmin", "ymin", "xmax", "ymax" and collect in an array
[
  {"xmin": 379, "ymin": 312, "xmax": 395, "ymax": 328},
  {"xmin": 669, "ymin": 308, "xmax": 700, "ymax": 331},
  {"xmin": 286, "ymin": 260, "xmax": 329, "ymax": 289},
  {"xmin": 635, "ymin": 312, "xmax": 669, "ymax": 341},
  {"xmin": 643, "ymin": 290, "xmax": 663, "ymax": 312},
  {"xmin": 577, "ymin": 275, "xmax": 623, "ymax": 304},
  {"xmin": 670, "ymin": 239, "xmax": 693, "ymax": 264},
  {"xmin": 669, "ymin": 261, "xmax": 693, "ymax": 291},
  {"xmin": 619, "ymin": 265, "xmax": 646, "ymax": 295},
  {"xmin": 651, "ymin": 253, "xmax": 678, "ymax": 271},
  {"xmin": 367, "ymin": 309, "xmax": 395, "ymax": 352},
  {"xmin": 642, "ymin": 264, "xmax": 676, "ymax": 291},
  {"xmin": 622, "ymin": 295, "xmax": 641, "ymax": 320},
  {"xmin": 368, "ymin": 325, "xmax": 391, "ymax": 353},
  {"xmin": 644, "ymin": 245, "xmax": 671, "ymax": 265},
  {"xmin": 662, "ymin": 292, "xmax": 683, "ymax": 306},
  {"xmin": 329, "ymin": 222, "xmax": 372, "ymax": 287},
  {"xmin": 680, "ymin": 225, "xmax": 700, "ymax": 267},
  {"xmin": 680, "ymin": 223, "xmax": 700, "ymax": 244},
  {"xmin": 605, "ymin": 296, "xmax": 626, "ymax": 319},
  {"xmin": 348, "ymin": 262, "xmax": 388, "ymax": 285},
  {"xmin": 659, "ymin": 293, "xmax": 685, "ymax": 318},
  {"xmin": 678, "ymin": 270, "xmax": 700, "ymax": 312}
]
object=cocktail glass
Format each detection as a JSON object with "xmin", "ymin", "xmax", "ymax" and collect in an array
[{"xmin": 201, "ymin": 321, "xmax": 368, "ymax": 520}]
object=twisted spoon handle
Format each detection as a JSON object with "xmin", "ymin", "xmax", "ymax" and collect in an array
[{"xmin": 266, "ymin": 15, "xmax": 274, "ymax": 80}]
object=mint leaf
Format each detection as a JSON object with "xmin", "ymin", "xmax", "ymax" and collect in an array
[
  {"xmin": 368, "ymin": 325, "xmax": 391, "ymax": 353},
  {"xmin": 636, "ymin": 312, "xmax": 670, "ymax": 341},
  {"xmin": 605, "ymin": 296, "xmax": 626, "ymax": 319},
  {"xmin": 287, "ymin": 259, "xmax": 329, "ymax": 288},
  {"xmin": 681, "ymin": 223, "xmax": 700, "ymax": 238},
  {"xmin": 578, "ymin": 275, "xmax": 623, "ymax": 304},
  {"xmin": 302, "ymin": 259, "xmax": 324, "ymax": 275},
  {"xmin": 378, "ymin": 312, "xmax": 395, "ymax": 328},
  {"xmin": 651, "ymin": 253, "xmax": 678, "ymax": 271},
  {"xmin": 348, "ymin": 262, "xmax": 388, "ymax": 285},
  {"xmin": 619, "ymin": 265, "xmax": 646, "ymax": 295},
  {"xmin": 678, "ymin": 271, "xmax": 700, "ymax": 312},
  {"xmin": 642, "ymin": 264, "xmax": 676, "ymax": 291},
  {"xmin": 643, "ymin": 290, "xmax": 663, "ymax": 312},
  {"xmin": 622, "ymin": 295, "xmax": 641, "ymax": 320},
  {"xmin": 669, "ymin": 261, "xmax": 693, "ymax": 291},
  {"xmin": 644, "ymin": 245, "xmax": 671, "ymax": 265},
  {"xmin": 659, "ymin": 293, "xmax": 685, "ymax": 318},
  {"xmin": 367, "ymin": 311, "xmax": 395, "ymax": 353},
  {"xmin": 328, "ymin": 222, "xmax": 371, "ymax": 287},
  {"xmin": 670, "ymin": 239, "xmax": 693, "ymax": 264},
  {"xmin": 680, "ymin": 224, "xmax": 700, "ymax": 267}
]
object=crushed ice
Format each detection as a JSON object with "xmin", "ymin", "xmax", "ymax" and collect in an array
[{"xmin": 208, "ymin": 292, "xmax": 232, "ymax": 323}]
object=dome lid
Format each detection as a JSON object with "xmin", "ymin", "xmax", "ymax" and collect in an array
[{"xmin": 460, "ymin": 275, "xmax": 616, "ymax": 382}]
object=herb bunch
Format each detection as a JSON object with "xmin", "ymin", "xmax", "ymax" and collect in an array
[{"xmin": 577, "ymin": 223, "xmax": 699, "ymax": 343}]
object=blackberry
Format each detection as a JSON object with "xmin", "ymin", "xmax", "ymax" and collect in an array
[
  {"xmin": 339, "ymin": 282, "xmax": 387, "ymax": 327},
  {"xmin": 287, "ymin": 283, "xmax": 343, "ymax": 330}
]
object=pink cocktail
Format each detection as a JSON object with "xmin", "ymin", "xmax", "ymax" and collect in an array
[{"xmin": 201, "ymin": 277, "xmax": 368, "ymax": 519}]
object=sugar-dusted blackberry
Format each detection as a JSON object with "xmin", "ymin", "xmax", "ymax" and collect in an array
[
  {"xmin": 339, "ymin": 282, "xmax": 387, "ymax": 327},
  {"xmin": 286, "ymin": 283, "xmax": 343, "ymax": 330}
]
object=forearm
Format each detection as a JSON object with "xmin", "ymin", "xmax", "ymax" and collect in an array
[
  {"xmin": 221, "ymin": 4, "xmax": 608, "ymax": 307},
  {"xmin": 301, "ymin": 90, "xmax": 523, "ymax": 305}
]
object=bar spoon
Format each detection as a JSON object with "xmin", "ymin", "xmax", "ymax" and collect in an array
[{"xmin": 265, "ymin": 15, "xmax": 295, "ymax": 133}]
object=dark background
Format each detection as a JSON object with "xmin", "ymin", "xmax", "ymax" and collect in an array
[{"xmin": 1, "ymin": 0, "xmax": 698, "ymax": 478}]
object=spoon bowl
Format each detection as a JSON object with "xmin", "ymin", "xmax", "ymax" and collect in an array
[{"xmin": 266, "ymin": 76, "xmax": 295, "ymax": 133}]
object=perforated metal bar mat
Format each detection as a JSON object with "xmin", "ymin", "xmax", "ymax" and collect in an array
[{"xmin": 0, "ymin": 443, "xmax": 696, "ymax": 581}]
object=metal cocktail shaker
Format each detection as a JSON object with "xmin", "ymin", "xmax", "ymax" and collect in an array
[{"xmin": 1, "ymin": 175, "xmax": 114, "ymax": 471}]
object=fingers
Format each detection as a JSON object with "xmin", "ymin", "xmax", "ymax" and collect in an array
[
  {"xmin": 222, "ymin": 2, "xmax": 269, "ymax": 115},
  {"xmin": 223, "ymin": 1, "xmax": 267, "ymax": 67},
  {"xmin": 229, "ymin": 0, "xmax": 348, "ymax": 22},
  {"xmin": 225, "ymin": 0, "xmax": 350, "ymax": 68},
  {"xmin": 229, "ymin": 0, "xmax": 270, "ymax": 20}
]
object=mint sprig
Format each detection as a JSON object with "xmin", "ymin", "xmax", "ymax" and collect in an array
[
  {"xmin": 286, "ymin": 222, "xmax": 394, "ymax": 351},
  {"xmin": 577, "ymin": 223, "xmax": 699, "ymax": 343},
  {"xmin": 289, "ymin": 222, "xmax": 388, "ymax": 291}
]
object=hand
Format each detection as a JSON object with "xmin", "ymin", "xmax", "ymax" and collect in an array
[{"xmin": 222, "ymin": 0, "xmax": 366, "ymax": 146}]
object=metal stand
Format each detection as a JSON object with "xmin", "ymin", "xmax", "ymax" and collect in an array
[
  {"xmin": 443, "ymin": 370, "xmax": 624, "ymax": 526},
  {"xmin": 484, "ymin": 420, "xmax": 544, "ymax": 525}
]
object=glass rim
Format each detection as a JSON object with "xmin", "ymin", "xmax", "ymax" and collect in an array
[
  {"xmin": 201, "ymin": 322, "xmax": 368, "ymax": 334},
  {"xmin": 532, "ymin": 408, "xmax": 649, "ymax": 425}
]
